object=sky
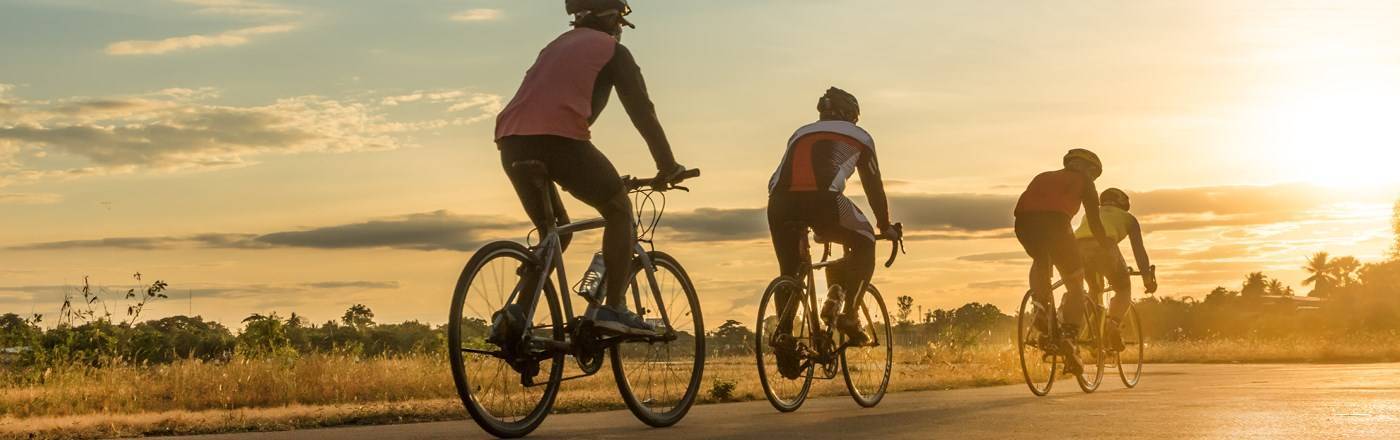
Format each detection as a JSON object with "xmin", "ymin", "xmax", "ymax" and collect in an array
[{"xmin": 2, "ymin": 0, "xmax": 1399, "ymax": 329}]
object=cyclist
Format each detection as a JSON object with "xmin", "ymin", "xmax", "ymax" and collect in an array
[
  {"xmin": 494, "ymin": 0, "xmax": 686, "ymax": 336},
  {"xmin": 1075, "ymin": 188, "xmax": 1158, "ymax": 352},
  {"xmin": 1013, "ymin": 148, "xmax": 1112, "ymax": 375},
  {"xmin": 767, "ymin": 87, "xmax": 898, "ymax": 375}
]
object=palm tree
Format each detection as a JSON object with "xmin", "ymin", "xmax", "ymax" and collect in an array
[
  {"xmin": 1331, "ymin": 256, "xmax": 1362, "ymax": 288},
  {"xmin": 1302, "ymin": 252, "xmax": 1336, "ymax": 297},
  {"xmin": 1266, "ymin": 279, "xmax": 1293, "ymax": 297},
  {"xmin": 1241, "ymin": 272, "xmax": 1268, "ymax": 297}
]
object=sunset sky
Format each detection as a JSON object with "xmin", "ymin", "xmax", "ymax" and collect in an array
[{"xmin": 3, "ymin": 0, "xmax": 1399, "ymax": 328}]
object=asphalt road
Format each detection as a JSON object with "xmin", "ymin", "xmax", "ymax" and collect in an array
[{"xmin": 154, "ymin": 363, "xmax": 1400, "ymax": 439}]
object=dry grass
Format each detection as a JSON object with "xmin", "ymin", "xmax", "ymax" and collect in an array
[
  {"xmin": 0, "ymin": 346, "xmax": 1023, "ymax": 439},
  {"xmin": 1146, "ymin": 335, "xmax": 1400, "ymax": 364},
  {"xmin": 4, "ymin": 336, "xmax": 1393, "ymax": 439}
]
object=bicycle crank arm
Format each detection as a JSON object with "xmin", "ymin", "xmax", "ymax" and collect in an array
[{"xmin": 527, "ymin": 336, "xmax": 573, "ymax": 353}]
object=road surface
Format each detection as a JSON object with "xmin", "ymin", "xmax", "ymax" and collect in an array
[{"xmin": 153, "ymin": 363, "xmax": 1400, "ymax": 439}]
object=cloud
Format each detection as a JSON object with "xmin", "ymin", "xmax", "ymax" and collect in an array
[
  {"xmin": 450, "ymin": 9, "xmax": 503, "ymax": 22},
  {"xmin": 883, "ymin": 193, "xmax": 1016, "ymax": 231},
  {"xmin": 256, "ymin": 211, "xmax": 524, "ymax": 251},
  {"xmin": 9, "ymin": 211, "xmax": 526, "ymax": 252},
  {"xmin": 380, "ymin": 89, "xmax": 503, "ymax": 122},
  {"xmin": 175, "ymin": 0, "xmax": 301, "ymax": 17},
  {"xmin": 955, "ymin": 251, "xmax": 1027, "ymax": 263},
  {"xmin": 0, "ymin": 192, "xmax": 62, "ymax": 205},
  {"xmin": 967, "ymin": 279, "xmax": 1024, "ymax": 290},
  {"xmin": 106, "ymin": 24, "xmax": 298, "ymax": 56},
  {"xmin": 661, "ymin": 208, "xmax": 767, "ymax": 242},
  {"xmin": 300, "ymin": 281, "xmax": 399, "ymax": 290},
  {"xmin": 0, "ymin": 86, "xmax": 498, "ymax": 181}
]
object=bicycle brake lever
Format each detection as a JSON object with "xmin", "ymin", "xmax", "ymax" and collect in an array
[{"xmin": 671, "ymin": 185, "xmax": 690, "ymax": 192}]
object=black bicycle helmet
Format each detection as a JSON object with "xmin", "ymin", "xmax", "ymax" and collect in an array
[
  {"xmin": 566, "ymin": 0, "xmax": 633, "ymax": 27},
  {"xmin": 817, "ymin": 87, "xmax": 860, "ymax": 121}
]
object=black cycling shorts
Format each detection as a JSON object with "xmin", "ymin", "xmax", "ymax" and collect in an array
[
  {"xmin": 498, "ymin": 135, "xmax": 624, "ymax": 206},
  {"xmin": 1014, "ymin": 212, "xmax": 1082, "ymax": 276}
]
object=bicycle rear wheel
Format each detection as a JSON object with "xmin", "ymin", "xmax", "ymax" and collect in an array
[
  {"xmin": 1016, "ymin": 290, "xmax": 1057, "ymax": 396},
  {"xmin": 448, "ymin": 241, "xmax": 564, "ymax": 438},
  {"xmin": 841, "ymin": 284, "xmax": 892, "ymax": 408},
  {"xmin": 611, "ymin": 251, "xmax": 705, "ymax": 427},
  {"xmin": 755, "ymin": 276, "xmax": 815, "ymax": 412},
  {"xmin": 1075, "ymin": 299, "xmax": 1106, "ymax": 394},
  {"xmin": 1118, "ymin": 303, "xmax": 1144, "ymax": 388}
]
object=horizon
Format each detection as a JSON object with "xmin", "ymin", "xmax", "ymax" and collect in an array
[{"xmin": 4, "ymin": 0, "xmax": 1400, "ymax": 329}]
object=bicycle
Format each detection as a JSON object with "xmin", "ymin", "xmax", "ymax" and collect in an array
[
  {"xmin": 754, "ymin": 223, "xmax": 905, "ymax": 412},
  {"xmin": 1087, "ymin": 265, "xmax": 1153, "ymax": 389},
  {"xmin": 448, "ymin": 163, "xmax": 704, "ymax": 438},
  {"xmin": 1015, "ymin": 268, "xmax": 1106, "ymax": 396}
]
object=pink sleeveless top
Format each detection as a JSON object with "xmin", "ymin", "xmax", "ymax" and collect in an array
[{"xmin": 495, "ymin": 29, "xmax": 618, "ymax": 141}]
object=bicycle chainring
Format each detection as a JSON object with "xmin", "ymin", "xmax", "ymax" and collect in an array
[{"xmin": 571, "ymin": 319, "xmax": 605, "ymax": 374}]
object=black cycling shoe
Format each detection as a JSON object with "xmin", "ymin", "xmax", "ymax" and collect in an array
[
  {"xmin": 836, "ymin": 315, "xmax": 870, "ymax": 347},
  {"xmin": 772, "ymin": 333, "xmax": 803, "ymax": 380},
  {"xmin": 587, "ymin": 304, "xmax": 659, "ymax": 336},
  {"xmin": 1059, "ymin": 325, "xmax": 1085, "ymax": 375}
]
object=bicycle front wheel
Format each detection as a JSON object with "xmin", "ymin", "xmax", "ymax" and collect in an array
[
  {"xmin": 755, "ymin": 276, "xmax": 814, "ymax": 412},
  {"xmin": 1017, "ymin": 290, "xmax": 1057, "ymax": 396},
  {"xmin": 841, "ymin": 284, "xmax": 893, "ymax": 408},
  {"xmin": 1118, "ymin": 303, "xmax": 1144, "ymax": 388},
  {"xmin": 448, "ymin": 241, "xmax": 564, "ymax": 438},
  {"xmin": 1075, "ymin": 299, "xmax": 1106, "ymax": 394},
  {"xmin": 611, "ymin": 251, "xmax": 705, "ymax": 427}
]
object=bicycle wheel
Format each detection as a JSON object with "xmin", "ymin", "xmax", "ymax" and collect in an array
[
  {"xmin": 1016, "ymin": 290, "xmax": 1057, "ymax": 396},
  {"xmin": 1118, "ymin": 303, "xmax": 1144, "ymax": 388},
  {"xmin": 611, "ymin": 251, "xmax": 705, "ymax": 427},
  {"xmin": 448, "ymin": 241, "xmax": 565, "ymax": 438},
  {"xmin": 841, "ymin": 284, "xmax": 893, "ymax": 408},
  {"xmin": 755, "ymin": 276, "xmax": 814, "ymax": 412},
  {"xmin": 1074, "ymin": 299, "xmax": 1106, "ymax": 394}
]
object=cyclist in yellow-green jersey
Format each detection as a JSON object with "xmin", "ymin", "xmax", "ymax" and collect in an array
[{"xmin": 1074, "ymin": 188, "xmax": 1158, "ymax": 352}]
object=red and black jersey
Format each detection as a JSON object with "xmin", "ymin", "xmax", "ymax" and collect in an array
[{"xmin": 768, "ymin": 121, "xmax": 879, "ymax": 194}]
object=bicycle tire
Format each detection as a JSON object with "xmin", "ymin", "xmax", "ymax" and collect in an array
[
  {"xmin": 1075, "ymin": 297, "xmax": 1106, "ymax": 394},
  {"xmin": 448, "ymin": 241, "xmax": 564, "ymax": 438},
  {"xmin": 841, "ymin": 284, "xmax": 893, "ymax": 408},
  {"xmin": 1017, "ymin": 290, "xmax": 1058, "ymax": 396},
  {"xmin": 611, "ymin": 251, "xmax": 705, "ymax": 427},
  {"xmin": 755, "ymin": 276, "xmax": 815, "ymax": 412},
  {"xmin": 1118, "ymin": 303, "xmax": 1144, "ymax": 388}
]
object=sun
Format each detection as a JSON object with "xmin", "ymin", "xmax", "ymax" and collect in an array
[{"xmin": 1260, "ymin": 84, "xmax": 1400, "ymax": 189}]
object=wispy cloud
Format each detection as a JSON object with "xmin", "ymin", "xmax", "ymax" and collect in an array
[
  {"xmin": 8, "ymin": 211, "xmax": 527, "ymax": 252},
  {"xmin": 0, "ymin": 192, "xmax": 62, "ymax": 205},
  {"xmin": 175, "ymin": 0, "xmax": 301, "ymax": 18},
  {"xmin": 106, "ymin": 24, "xmax": 298, "ymax": 56},
  {"xmin": 0, "ymin": 86, "xmax": 498, "ymax": 182},
  {"xmin": 450, "ymin": 9, "xmax": 503, "ymax": 22}
]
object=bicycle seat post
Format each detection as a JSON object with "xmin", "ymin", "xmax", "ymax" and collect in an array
[{"xmin": 511, "ymin": 160, "xmax": 557, "ymax": 236}]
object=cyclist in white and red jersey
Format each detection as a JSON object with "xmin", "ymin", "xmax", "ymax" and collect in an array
[{"xmin": 767, "ymin": 87, "xmax": 898, "ymax": 348}]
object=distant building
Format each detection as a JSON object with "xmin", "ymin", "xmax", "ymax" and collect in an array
[
  {"xmin": 1260, "ymin": 295, "xmax": 1325, "ymax": 311},
  {"xmin": 0, "ymin": 346, "xmax": 31, "ymax": 364}
]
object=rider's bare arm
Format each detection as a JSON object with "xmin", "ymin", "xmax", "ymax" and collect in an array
[{"xmin": 607, "ymin": 44, "xmax": 677, "ymax": 171}]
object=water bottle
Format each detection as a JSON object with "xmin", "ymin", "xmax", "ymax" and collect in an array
[
  {"xmin": 820, "ymin": 285, "xmax": 845, "ymax": 324},
  {"xmin": 577, "ymin": 252, "xmax": 607, "ymax": 303}
]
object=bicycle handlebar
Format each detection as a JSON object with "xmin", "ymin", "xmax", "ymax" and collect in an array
[
  {"xmin": 877, "ymin": 222, "xmax": 905, "ymax": 268},
  {"xmin": 622, "ymin": 168, "xmax": 701, "ymax": 192},
  {"xmin": 1126, "ymin": 265, "xmax": 1156, "ymax": 277}
]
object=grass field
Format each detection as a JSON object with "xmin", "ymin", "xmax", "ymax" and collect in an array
[{"xmin": 4, "ymin": 336, "xmax": 1396, "ymax": 440}]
